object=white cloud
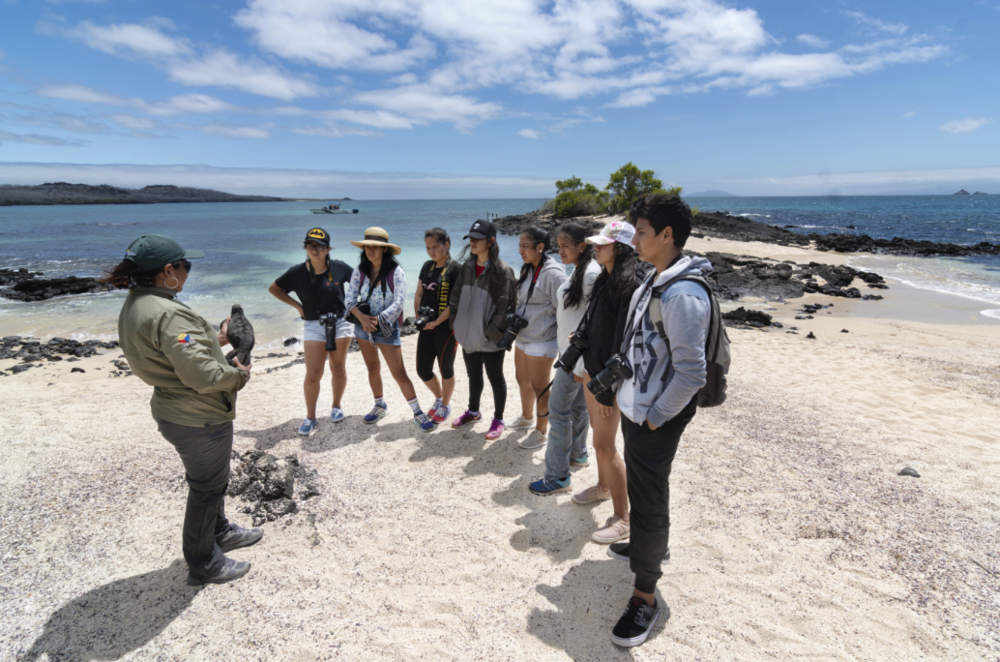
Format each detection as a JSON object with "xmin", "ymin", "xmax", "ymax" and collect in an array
[
  {"xmin": 179, "ymin": 123, "xmax": 273, "ymax": 139},
  {"xmin": 517, "ymin": 129, "xmax": 541, "ymax": 139},
  {"xmin": 845, "ymin": 11, "xmax": 908, "ymax": 36},
  {"xmin": 292, "ymin": 126, "xmax": 382, "ymax": 138},
  {"xmin": 110, "ymin": 114, "xmax": 161, "ymax": 130},
  {"xmin": 903, "ymin": 110, "xmax": 916, "ymax": 118},
  {"xmin": 940, "ymin": 117, "xmax": 992, "ymax": 134},
  {"xmin": 0, "ymin": 130, "xmax": 82, "ymax": 146},
  {"xmin": 796, "ymin": 34, "xmax": 830, "ymax": 49},
  {"xmin": 62, "ymin": 21, "xmax": 319, "ymax": 100},
  {"xmin": 353, "ymin": 84, "xmax": 502, "ymax": 131},
  {"xmin": 38, "ymin": 84, "xmax": 238, "ymax": 116}
]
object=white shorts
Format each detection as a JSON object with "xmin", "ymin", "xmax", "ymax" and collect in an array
[
  {"xmin": 303, "ymin": 318, "xmax": 354, "ymax": 343},
  {"xmin": 518, "ymin": 339, "xmax": 559, "ymax": 358}
]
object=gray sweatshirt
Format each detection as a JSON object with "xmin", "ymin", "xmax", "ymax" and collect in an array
[
  {"xmin": 617, "ymin": 254, "xmax": 714, "ymax": 427},
  {"xmin": 515, "ymin": 257, "xmax": 567, "ymax": 346}
]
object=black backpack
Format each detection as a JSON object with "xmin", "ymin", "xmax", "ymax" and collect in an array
[{"xmin": 649, "ymin": 275, "xmax": 731, "ymax": 407}]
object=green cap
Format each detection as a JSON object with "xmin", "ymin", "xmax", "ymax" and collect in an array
[{"xmin": 123, "ymin": 235, "xmax": 204, "ymax": 273}]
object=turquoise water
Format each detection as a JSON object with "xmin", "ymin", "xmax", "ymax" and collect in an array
[
  {"xmin": 0, "ymin": 200, "xmax": 542, "ymax": 344},
  {"xmin": 3, "ymin": 196, "xmax": 1000, "ymax": 342}
]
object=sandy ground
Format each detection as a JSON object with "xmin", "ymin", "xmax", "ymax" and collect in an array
[{"xmin": 2, "ymin": 245, "xmax": 1000, "ymax": 662}]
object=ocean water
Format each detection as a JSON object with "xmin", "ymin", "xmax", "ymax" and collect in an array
[
  {"xmin": 0, "ymin": 199, "xmax": 543, "ymax": 345},
  {"xmin": 2, "ymin": 196, "xmax": 1000, "ymax": 343},
  {"xmin": 694, "ymin": 195, "xmax": 1000, "ymax": 320}
]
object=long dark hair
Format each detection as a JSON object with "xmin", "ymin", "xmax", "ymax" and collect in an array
[
  {"xmin": 425, "ymin": 228, "xmax": 451, "ymax": 257},
  {"xmin": 517, "ymin": 226, "xmax": 553, "ymax": 286},
  {"xmin": 459, "ymin": 237, "xmax": 509, "ymax": 303},
  {"xmin": 98, "ymin": 259, "xmax": 171, "ymax": 289},
  {"xmin": 358, "ymin": 248, "xmax": 400, "ymax": 288},
  {"xmin": 593, "ymin": 243, "xmax": 643, "ymax": 303},
  {"xmin": 558, "ymin": 221, "xmax": 595, "ymax": 309}
]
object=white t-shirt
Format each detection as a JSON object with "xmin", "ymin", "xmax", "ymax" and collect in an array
[{"xmin": 555, "ymin": 260, "xmax": 601, "ymax": 377}]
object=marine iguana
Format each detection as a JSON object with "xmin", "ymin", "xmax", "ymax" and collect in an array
[{"xmin": 224, "ymin": 304, "xmax": 254, "ymax": 367}]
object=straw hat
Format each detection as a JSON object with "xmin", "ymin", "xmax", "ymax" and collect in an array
[{"xmin": 350, "ymin": 227, "xmax": 401, "ymax": 256}]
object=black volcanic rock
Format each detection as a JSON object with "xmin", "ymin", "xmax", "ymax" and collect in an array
[
  {"xmin": 722, "ymin": 307, "xmax": 773, "ymax": 328},
  {"xmin": 0, "ymin": 182, "xmax": 286, "ymax": 206},
  {"xmin": 0, "ymin": 270, "xmax": 113, "ymax": 302}
]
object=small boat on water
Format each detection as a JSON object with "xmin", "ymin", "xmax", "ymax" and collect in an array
[{"xmin": 310, "ymin": 201, "xmax": 359, "ymax": 214}]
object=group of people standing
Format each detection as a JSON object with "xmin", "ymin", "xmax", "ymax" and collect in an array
[{"xmin": 110, "ymin": 193, "xmax": 717, "ymax": 649}]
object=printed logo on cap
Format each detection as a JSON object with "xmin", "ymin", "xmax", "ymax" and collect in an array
[
  {"xmin": 125, "ymin": 250, "xmax": 137, "ymax": 257},
  {"xmin": 308, "ymin": 228, "xmax": 327, "ymax": 239}
]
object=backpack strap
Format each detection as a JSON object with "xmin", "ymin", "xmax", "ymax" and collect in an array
[{"xmin": 650, "ymin": 275, "xmax": 721, "ymax": 361}]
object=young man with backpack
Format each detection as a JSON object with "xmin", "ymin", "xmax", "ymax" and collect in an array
[{"xmin": 607, "ymin": 193, "xmax": 724, "ymax": 647}]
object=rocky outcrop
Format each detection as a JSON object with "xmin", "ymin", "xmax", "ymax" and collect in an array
[
  {"xmin": 721, "ymin": 307, "xmax": 773, "ymax": 328},
  {"xmin": 0, "ymin": 336, "xmax": 118, "ymax": 374},
  {"xmin": 227, "ymin": 450, "xmax": 320, "ymax": 527},
  {"xmin": 0, "ymin": 182, "xmax": 286, "ymax": 206},
  {"xmin": 954, "ymin": 190, "xmax": 970, "ymax": 195},
  {"xmin": 0, "ymin": 268, "xmax": 113, "ymax": 302}
]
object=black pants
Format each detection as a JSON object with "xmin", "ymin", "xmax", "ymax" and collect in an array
[
  {"xmin": 621, "ymin": 399, "xmax": 697, "ymax": 594},
  {"xmin": 155, "ymin": 418, "xmax": 232, "ymax": 579},
  {"xmin": 462, "ymin": 349, "xmax": 507, "ymax": 419},
  {"xmin": 416, "ymin": 326, "xmax": 458, "ymax": 382}
]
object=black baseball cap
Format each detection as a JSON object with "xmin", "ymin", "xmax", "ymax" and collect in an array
[
  {"xmin": 124, "ymin": 235, "xmax": 204, "ymax": 273},
  {"xmin": 305, "ymin": 227, "xmax": 331, "ymax": 246},
  {"xmin": 464, "ymin": 219, "xmax": 496, "ymax": 240}
]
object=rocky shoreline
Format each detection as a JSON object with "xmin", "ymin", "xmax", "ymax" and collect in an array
[
  {"xmin": 492, "ymin": 209, "xmax": 1000, "ymax": 258},
  {"xmin": 0, "ymin": 268, "xmax": 113, "ymax": 302}
]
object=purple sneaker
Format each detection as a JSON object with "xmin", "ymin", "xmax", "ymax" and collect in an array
[
  {"xmin": 486, "ymin": 418, "xmax": 506, "ymax": 440},
  {"xmin": 452, "ymin": 410, "xmax": 482, "ymax": 428}
]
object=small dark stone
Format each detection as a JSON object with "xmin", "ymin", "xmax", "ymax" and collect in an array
[
  {"xmin": 898, "ymin": 467, "xmax": 920, "ymax": 478},
  {"xmin": 71, "ymin": 367, "xmax": 85, "ymax": 373},
  {"xmin": 283, "ymin": 337, "xmax": 299, "ymax": 346},
  {"xmin": 841, "ymin": 329, "xmax": 849, "ymax": 333},
  {"xmin": 806, "ymin": 332, "xmax": 816, "ymax": 339}
]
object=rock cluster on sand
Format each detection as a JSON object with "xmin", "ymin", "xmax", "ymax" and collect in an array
[
  {"xmin": 227, "ymin": 450, "xmax": 320, "ymax": 527},
  {"xmin": 0, "ymin": 268, "xmax": 113, "ymax": 302},
  {"xmin": 704, "ymin": 253, "xmax": 888, "ymax": 301},
  {"xmin": 0, "ymin": 336, "xmax": 119, "ymax": 376},
  {"xmin": 722, "ymin": 307, "xmax": 774, "ymax": 328}
]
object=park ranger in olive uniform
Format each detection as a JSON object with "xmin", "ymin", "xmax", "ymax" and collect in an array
[{"xmin": 106, "ymin": 234, "xmax": 261, "ymax": 585}]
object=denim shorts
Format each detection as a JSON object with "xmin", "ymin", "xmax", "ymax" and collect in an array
[
  {"xmin": 303, "ymin": 319, "xmax": 354, "ymax": 343},
  {"xmin": 354, "ymin": 323, "xmax": 401, "ymax": 346}
]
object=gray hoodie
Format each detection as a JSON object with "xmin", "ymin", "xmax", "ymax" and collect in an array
[
  {"xmin": 515, "ymin": 257, "xmax": 567, "ymax": 346},
  {"xmin": 616, "ymin": 254, "xmax": 714, "ymax": 427}
]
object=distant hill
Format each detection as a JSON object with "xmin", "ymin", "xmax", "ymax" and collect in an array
[
  {"xmin": 0, "ymin": 182, "xmax": 287, "ymax": 206},
  {"xmin": 685, "ymin": 190, "xmax": 737, "ymax": 197}
]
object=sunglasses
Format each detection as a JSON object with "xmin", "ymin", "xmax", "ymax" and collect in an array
[
  {"xmin": 305, "ymin": 243, "xmax": 329, "ymax": 251},
  {"xmin": 171, "ymin": 260, "xmax": 193, "ymax": 273}
]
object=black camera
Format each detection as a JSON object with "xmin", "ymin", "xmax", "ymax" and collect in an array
[
  {"xmin": 318, "ymin": 312, "xmax": 338, "ymax": 352},
  {"xmin": 414, "ymin": 306, "xmax": 438, "ymax": 331},
  {"xmin": 556, "ymin": 332, "xmax": 588, "ymax": 373},
  {"xmin": 587, "ymin": 353, "xmax": 633, "ymax": 396},
  {"xmin": 497, "ymin": 313, "xmax": 529, "ymax": 351}
]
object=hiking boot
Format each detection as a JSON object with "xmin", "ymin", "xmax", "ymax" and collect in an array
[
  {"xmin": 485, "ymin": 418, "xmax": 506, "ymax": 440},
  {"xmin": 452, "ymin": 410, "xmax": 482, "ymax": 428},
  {"xmin": 572, "ymin": 484, "xmax": 612, "ymax": 505},
  {"xmin": 508, "ymin": 415, "xmax": 534, "ymax": 430},
  {"xmin": 414, "ymin": 412, "xmax": 436, "ymax": 432},
  {"xmin": 608, "ymin": 543, "xmax": 671, "ymax": 565},
  {"xmin": 518, "ymin": 429, "xmax": 546, "ymax": 450},
  {"xmin": 431, "ymin": 404, "xmax": 451, "ymax": 424},
  {"xmin": 330, "ymin": 407, "xmax": 345, "ymax": 423},
  {"xmin": 216, "ymin": 523, "xmax": 264, "ymax": 552},
  {"xmin": 529, "ymin": 477, "xmax": 571, "ymax": 496},
  {"xmin": 592, "ymin": 515, "xmax": 630, "ymax": 544},
  {"xmin": 610, "ymin": 596, "xmax": 661, "ymax": 648},
  {"xmin": 570, "ymin": 454, "xmax": 590, "ymax": 468},
  {"xmin": 297, "ymin": 418, "xmax": 317, "ymax": 436},
  {"xmin": 186, "ymin": 558, "xmax": 251, "ymax": 586},
  {"xmin": 363, "ymin": 403, "xmax": 388, "ymax": 424}
]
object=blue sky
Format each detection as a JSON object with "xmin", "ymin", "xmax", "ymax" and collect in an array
[{"xmin": 0, "ymin": 0, "xmax": 997, "ymax": 197}]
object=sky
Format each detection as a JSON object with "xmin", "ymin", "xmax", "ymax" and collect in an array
[{"xmin": 0, "ymin": 0, "xmax": 997, "ymax": 198}]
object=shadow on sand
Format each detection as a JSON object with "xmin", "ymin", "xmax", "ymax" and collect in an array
[
  {"xmin": 240, "ymin": 417, "xmax": 368, "ymax": 453},
  {"xmin": 526, "ymin": 559, "xmax": 669, "ymax": 661},
  {"xmin": 22, "ymin": 559, "xmax": 199, "ymax": 662}
]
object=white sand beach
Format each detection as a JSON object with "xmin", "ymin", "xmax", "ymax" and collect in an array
[{"xmin": 2, "ymin": 244, "xmax": 999, "ymax": 661}]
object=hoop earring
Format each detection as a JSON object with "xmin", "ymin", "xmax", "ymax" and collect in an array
[{"xmin": 164, "ymin": 276, "xmax": 180, "ymax": 290}]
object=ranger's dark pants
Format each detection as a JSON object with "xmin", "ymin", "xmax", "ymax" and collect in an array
[
  {"xmin": 621, "ymin": 398, "xmax": 697, "ymax": 594},
  {"xmin": 155, "ymin": 418, "xmax": 232, "ymax": 579}
]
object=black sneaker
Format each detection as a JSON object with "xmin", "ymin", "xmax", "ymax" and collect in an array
[
  {"xmin": 216, "ymin": 523, "xmax": 264, "ymax": 552},
  {"xmin": 186, "ymin": 558, "xmax": 251, "ymax": 586},
  {"xmin": 607, "ymin": 543, "xmax": 671, "ymax": 564},
  {"xmin": 611, "ymin": 596, "xmax": 660, "ymax": 647}
]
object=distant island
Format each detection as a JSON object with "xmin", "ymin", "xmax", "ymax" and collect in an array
[
  {"xmin": 0, "ymin": 182, "xmax": 287, "ymax": 206},
  {"xmin": 685, "ymin": 190, "xmax": 737, "ymax": 197},
  {"xmin": 954, "ymin": 189, "xmax": 970, "ymax": 195}
]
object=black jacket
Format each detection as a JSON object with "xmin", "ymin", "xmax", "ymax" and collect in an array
[{"xmin": 582, "ymin": 269, "xmax": 646, "ymax": 405}]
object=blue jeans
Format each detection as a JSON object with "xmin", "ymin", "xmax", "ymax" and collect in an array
[{"xmin": 543, "ymin": 368, "xmax": 589, "ymax": 481}]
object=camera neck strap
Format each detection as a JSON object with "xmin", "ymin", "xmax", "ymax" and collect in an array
[{"xmin": 517, "ymin": 254, "xmax": 546, "ymax": 317}]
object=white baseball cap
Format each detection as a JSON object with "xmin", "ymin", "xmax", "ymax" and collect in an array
[{"xmin": 585, "ymin": 220, "xmax": 636, "ymax": 247}]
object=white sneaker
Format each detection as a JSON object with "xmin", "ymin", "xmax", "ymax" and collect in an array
[
  {"xmin": 518, "ymin": 429, "xmax": 547, "ymax": 449},
  {"xmin": 508, "ymin": 415, "xmax": 534, "ymax": 430}
]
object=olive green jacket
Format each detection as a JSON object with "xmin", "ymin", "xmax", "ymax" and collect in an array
[{"xmin": 118, "ymin": 286, "xmax": 249, "ymax": 427}]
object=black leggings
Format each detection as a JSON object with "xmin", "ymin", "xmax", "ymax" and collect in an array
[
  {"xmin": 462, "ymin": 349, "xmax": 507, "ymax": 419},
  {"xmin": 416, "ymin": 326, "xmax": 457, "ymax": 382}
]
